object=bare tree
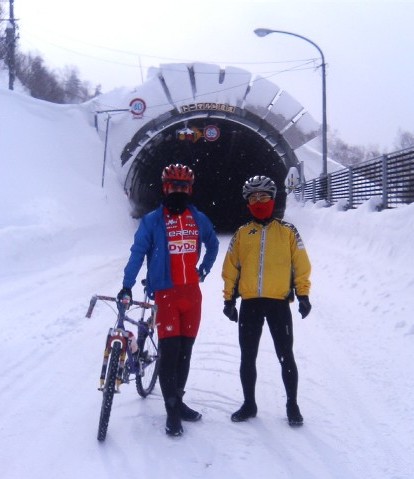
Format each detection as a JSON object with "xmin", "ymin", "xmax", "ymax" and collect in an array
[
  {"xmin": 62, "ymin": 66, "xmax": 82, "ymax": 102},
  {"xmin": 394, "ymin": 129, "xmax": 414, "ymax": 150},
  {"xmin": 328, "ymin": 129, "xmax": 382, "ymax": 166}
]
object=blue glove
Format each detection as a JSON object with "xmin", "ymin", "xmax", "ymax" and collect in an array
[{"xmin": 297, "ymin": 295, "xmax": 311, "ymax": 318}]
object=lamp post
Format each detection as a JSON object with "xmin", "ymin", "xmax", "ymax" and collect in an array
[{"xmin": 254, "ymin": 28, "xmax": 328, "ymax": 178}]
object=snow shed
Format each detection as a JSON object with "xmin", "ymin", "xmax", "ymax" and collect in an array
[{"xmin": 98, "ymin": 63, "xmax": 321, "ymax": 232}]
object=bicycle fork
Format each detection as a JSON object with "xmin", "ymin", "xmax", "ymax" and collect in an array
[{"xmin": 98, "ymin": 328, "xmax": 128, "ymax": 392}]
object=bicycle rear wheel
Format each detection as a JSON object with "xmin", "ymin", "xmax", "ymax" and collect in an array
[
  {"xmin": 136, "ymin": 327, "xmax": 160, "ymax": 398},
  {"xmin": 97, "ymin": 341, "xmax": 121, "ymax": 441}
]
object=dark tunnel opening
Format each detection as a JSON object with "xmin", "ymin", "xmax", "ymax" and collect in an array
[{"xmin": 126, "ymin": 119, "xmax": 288, "ymax": 233}]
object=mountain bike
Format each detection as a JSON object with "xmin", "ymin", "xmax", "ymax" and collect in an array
[{"xmin": 86, "ymin": 282, "xmax": 160, "ymax": 441}]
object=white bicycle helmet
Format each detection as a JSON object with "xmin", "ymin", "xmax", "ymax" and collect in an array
[{"xmin": 242, "ymin": 175, "xmax": 277, "ymax": 200}]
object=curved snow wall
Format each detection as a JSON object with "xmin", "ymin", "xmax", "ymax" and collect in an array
[{"xmin": 95, "ymin": 63, "xmax": 321, "ymax": 232}]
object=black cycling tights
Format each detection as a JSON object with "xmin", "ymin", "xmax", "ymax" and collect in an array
[
  {"xmin": 158, "ymin": 336, "xmax": 196, "ymax": 402},
  {"xmin": 238, "ymin": 298, "xmax": 299, "ymax": 405}
]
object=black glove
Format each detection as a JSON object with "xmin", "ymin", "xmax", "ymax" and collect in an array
[
  {"xmin": 117, "ymin": 287, "xmax": 132, "ymax": 306},
  {"xmin": 286, "ymin": 288, "xmax": 295, "ymax": 303},
  {"xmin": 297, "ymin": 295, "xmax": 311, "ymax": 318},
  {"xmin": 223, "ymin": 300, "xmax": 238, "ymax": 322}
]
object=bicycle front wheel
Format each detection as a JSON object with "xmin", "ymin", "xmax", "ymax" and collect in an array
[
  {"xmin": 136, "ymin": 329, "xmax": 160, "ymax": 398},
  {"xmin": 97, "ymin": 341, "xmax": 121, "ymax": 441}
]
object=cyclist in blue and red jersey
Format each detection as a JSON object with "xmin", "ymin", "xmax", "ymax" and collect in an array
[{"xmin": 118, "ymin": 164, "xmax": 219, "ymax": 437}]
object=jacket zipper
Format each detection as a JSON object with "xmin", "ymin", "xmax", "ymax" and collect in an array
[
  {"xmin": 178, "ymin": 214, "xmax": 187, "ymax": 283},
  {"xmin": 258, "ymin": 226, "xmax": 266, "ymax": 296}
]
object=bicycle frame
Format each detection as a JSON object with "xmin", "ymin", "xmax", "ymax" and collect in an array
[
  {"xmin": 86, "ymin": 294, "xmax": 158, "ymax": 392},
  {"xmin": 87, "ymin": 288, "xmax": 160, "ymax": 441}
]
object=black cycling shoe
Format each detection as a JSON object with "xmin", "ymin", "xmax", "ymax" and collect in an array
[
  {"xmin": 180, "ymin": 402, "xmax": 202, "ymax": 422},
  {"xmin": 231, "ymin": 403, "xmax": 258, "ymax": 422},
  {"xmin": 165, "ymin": 398, "xmax": 184, "ymax": 436},
  {"xmin": 165, "ymin": 416, "xmax": 184, "ymax": 436},
  {"xmin": 286, "ymin": 401, "xmax": 303, "ymax": 426}
]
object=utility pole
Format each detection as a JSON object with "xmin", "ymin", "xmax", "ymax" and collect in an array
[{"xmin": 5, "ymin": 0, "xmax": 16, "ymax": 90}]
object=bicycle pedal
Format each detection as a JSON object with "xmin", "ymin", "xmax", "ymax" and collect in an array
[{"xmin": 97, "ymin": 386, "xmax": 121, "ymax": 393}]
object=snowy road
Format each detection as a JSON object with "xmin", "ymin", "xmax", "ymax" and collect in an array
[
  {"xmin": 1, "ymin": 88, "xmax": 413, "ymax": 479},
  {"xmin": 2, "ymin": 222, "xmax": 413, "ymax": 479}
]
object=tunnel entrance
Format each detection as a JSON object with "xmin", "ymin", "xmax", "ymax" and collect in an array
[
  {"xmin": 125, "ymin": 117, "xmax": 288, "ymax": 232},
  {"xmin": 99, "ymin": 63, "xmax": 321, "ymax": 232}
]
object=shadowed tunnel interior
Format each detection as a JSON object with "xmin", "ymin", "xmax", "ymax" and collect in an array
[{"xmin": 125, "ymin": 118, "xmax": 288, "ymax": 232}]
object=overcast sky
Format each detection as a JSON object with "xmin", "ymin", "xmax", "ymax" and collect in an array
[{"xmin": 11, "ymin": 0, "xmax": 414, "ymax": 151}]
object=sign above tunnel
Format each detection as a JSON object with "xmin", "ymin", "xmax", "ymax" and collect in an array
[{"xmin": 180, "ymin": 103, "xmax": 236, "ymax": 114}]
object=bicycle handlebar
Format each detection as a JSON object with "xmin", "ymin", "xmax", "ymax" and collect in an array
[{"xmin": 85, "ymin": 294, "xmax": 155, "ymax": 318}]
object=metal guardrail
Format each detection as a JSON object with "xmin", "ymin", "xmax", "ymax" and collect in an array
[{"xmin": 295, "ymin": 147, "xmax": 414, "ymax": 209}]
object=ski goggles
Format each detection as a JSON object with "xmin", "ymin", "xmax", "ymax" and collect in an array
[
  {"xmin": 163, "ymin": 180, "xmax": 192, "ymax": 194},
  {"xmin": 247, "ymin": 193, "xmax": 273, "ymax": 204},
  {"xmin": 168, "ymin": 180, "xmax": 192, "ymax": 188}
]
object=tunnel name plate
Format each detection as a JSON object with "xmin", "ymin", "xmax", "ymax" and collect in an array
[{"xmin": 180, "ymin": 103, "xmax": 236, "ymax": 113}]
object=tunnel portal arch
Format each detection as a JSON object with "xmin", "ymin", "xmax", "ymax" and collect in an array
[{"xmin": 101, "ymin": 63, "xmax": 321, "ymax": 232}]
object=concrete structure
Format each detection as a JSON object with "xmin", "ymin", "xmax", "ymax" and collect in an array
[{"xmin": 93, "ymin": 63, "xmax": 321, "ymax": 231}]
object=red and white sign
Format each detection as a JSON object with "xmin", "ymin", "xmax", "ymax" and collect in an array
[
  {"xmin": 203, "ymin": 125, "xmax": 220, "ymax": 142},
  {"xmin": 129, "ymin": 98, "xmax": 146, "ymax": 118}
]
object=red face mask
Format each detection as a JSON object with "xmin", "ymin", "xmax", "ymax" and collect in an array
[{"xmin": 247, "ymin": 199, "xmax": 275, "ymax": 220}]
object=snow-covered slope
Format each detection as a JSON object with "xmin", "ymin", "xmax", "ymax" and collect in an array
[{"xmin": 0, "ymin": 88, "xmax": 413, "ymax": 479}]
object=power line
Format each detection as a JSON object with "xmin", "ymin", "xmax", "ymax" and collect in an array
[
  {"xmin": 22, "ymin": 36, "xmax": 144, "ymax": 68},
  {"xmin": 22, "ymin": 33, "xmax": 319, "ymax": 79},
  {"xmin": 22, "ymin": 29, "xmax": 318, "ymax": 67}
]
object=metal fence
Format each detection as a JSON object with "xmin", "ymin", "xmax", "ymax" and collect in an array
[{"xmin": 295, "ymin": 147, "xmax": 414, "ymax": 209}]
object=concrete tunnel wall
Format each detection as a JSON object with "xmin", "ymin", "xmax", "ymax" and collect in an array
[{"xmin": 97, "ymin": 63, "xmax": 321, "ymax": 232}]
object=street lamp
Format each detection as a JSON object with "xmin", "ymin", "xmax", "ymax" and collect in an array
[{"xmin": 254, "ymin": 28, "xmax": 328, "ymax": 178}]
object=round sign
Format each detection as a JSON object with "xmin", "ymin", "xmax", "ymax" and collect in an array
[
  {"xmin": 203, "ymin": 125, "xmax": 220, "ymax": 142},
  {"xmin": 129, "ymin": 98, "xmax": 146, "ymax": 117}
]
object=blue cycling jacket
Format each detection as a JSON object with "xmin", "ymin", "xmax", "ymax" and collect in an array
[{"xmin": 122, "ymin": 204, "xmax": 219, "ymax": 297}]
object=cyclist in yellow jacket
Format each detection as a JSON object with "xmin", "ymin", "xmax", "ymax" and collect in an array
[{"xmin": 222, "ymin": 175, "xmax": 311, "ymax": 426}]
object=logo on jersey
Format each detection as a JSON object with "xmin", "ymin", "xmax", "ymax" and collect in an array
[
  {"xmin": 168, "ymin": 239, "xmax": 197, "ymax": 254},
  {"xmin": 166, "ymin": 218, "xmax": 178, "ymax": 227},
  {"xmin": 168, "ymin": 229, "xmax": 199, "ymax": 238},
  {"xmin": 282, "ymin": 221, "xmax": 306, "ymax": 249}
]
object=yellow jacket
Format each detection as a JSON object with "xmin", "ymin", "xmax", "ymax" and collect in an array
[{"xmin": 222, "ymin": 219, "xmax": 311, "ymax": 301}]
